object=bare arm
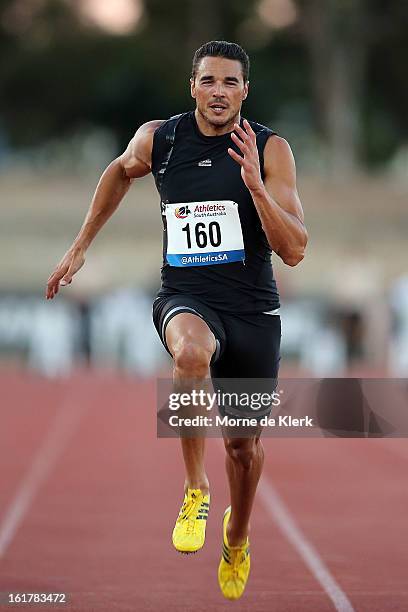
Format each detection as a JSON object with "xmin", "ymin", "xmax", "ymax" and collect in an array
[
  {"xmin": 46, "ymin": 120, "xmax": 164, "ymax": 299},
  {"xmin": 229, "ymin": 120, "xmax": 308, "ymax": 266}
]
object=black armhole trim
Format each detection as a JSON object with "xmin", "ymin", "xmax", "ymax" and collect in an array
[
  {"xmin": 153, "ymin": 113, "xmax": 185, "ymax": 196},
  {"xmin": 256, "ymin": 127, "xmax": 277, "ymax": 181},
  {"xmin": 253, "ymin": 125, "xmax": 277, "ymax": 262}
]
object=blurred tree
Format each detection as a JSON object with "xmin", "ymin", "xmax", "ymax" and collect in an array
[
  {"xmin": 298, "ymin": 0, "xmax": 366, "ymax": 174},
  {"xmin": 295, "ymin": 0, "xmax": 408, "ymax": 173},
  {"xmin": 0, "ymin": 0, "xmax": 407, "ymax": 169},
  {"xmin": 0, "ymin": 0, "xmax": 258, "ymax": 151},
  {"xmin": 363, "ymin": 0, "xmax": 408, "ymax": 167},
  {"xmin": 0, "ymin": 0, "xmax": 125, "ymax": 146}
]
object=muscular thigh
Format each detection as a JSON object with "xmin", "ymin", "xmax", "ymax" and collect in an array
[
  {"xmin": 165, "ymin": 312, "xmax": 215, "ymax": 358},
  {"xmin": 152, "ymin": 294, "xmax": 227, "ymax": 363}
]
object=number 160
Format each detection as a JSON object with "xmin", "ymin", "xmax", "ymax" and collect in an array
[{"xmin": 181, "ymin": 222, "xmax": 221, "ymax": 249}]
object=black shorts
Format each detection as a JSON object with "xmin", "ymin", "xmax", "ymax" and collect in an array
[{"xmin": 152, "ymin": 294, "xmax": 281, "ymax": 418}]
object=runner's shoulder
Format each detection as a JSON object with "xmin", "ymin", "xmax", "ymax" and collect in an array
[
  {"xmin": 246, "ymin": 118, "xmax": 282, "ymax": 151},
  {"xmin": 121, "ymin": 120, "xmax": 165, "ymax": 176},
  {"xmin": 245, "ymin": 119, "xmax": 294, "ymax": 176},
  {"xmin": 263, "ymin": 135, "xmax": 295, "ymax": 172},
  {"xmin": 247, "ymin": 118, "xmax": 275, "ymax": 135},
  {"xmin": 135, "ymin": 119, "xmax": 166, "ymax": 148}
]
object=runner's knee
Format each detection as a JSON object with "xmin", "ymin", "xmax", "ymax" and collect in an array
[
  {"xmin": 225, "ymin": 438, "xmax": 259, "ymax": 470},
  {"xmin": 173, "ymin": 339, "xmax": 212, "ymax": 378}
]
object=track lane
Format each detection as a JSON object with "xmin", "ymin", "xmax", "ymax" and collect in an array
[
  {"xmin": 0, "ymin": 373, "xmax": 406, "ymax": 611},
  {"xmin": 260, "ymin": 438, "xmax": 408, "ymax": 612}
]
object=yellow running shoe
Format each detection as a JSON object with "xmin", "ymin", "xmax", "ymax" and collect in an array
[
  {"xmin": 172, "ymin": 488, "xmax": 210, "ymax": 553},
  {"xmin": 218, "ymin": 506, "xmax": 250, "ymax": 600}
]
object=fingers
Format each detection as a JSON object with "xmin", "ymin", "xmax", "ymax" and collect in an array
[
  {"xmin": 60, "ymin": 271, "xmax": 74, "ymax": 286},
  {"xmin": 46, "ymin": 275, "xmax": 62, "ymax": 300},
  {"xmin": 46, "ymin": 274, "xmax": 59, "ymax": 300},
  {"xmin": 46, "ymin": 250, "xmax": 85, "ymax": 299},
  {"xmin": 61, "ymin": 261, "xmax": 74, "ymax": 285},
  {"xmin": 243, "ymin": 118, "xmax": 256, "ymax": 140},
  {"xmin": 230, "ymin": 120, "xmax": 257, "ymax": 159},
  {"xmin": 63, "ymin": 252, "xmax": 85, "ymax": 285},
  {"xmin": 46, "ymin": 275, "xmax": 71, "ymax": 300},
  {"xmin": 234, "ymin": 120, "xmax": 256, "ymax": 145},
  {"xmin": 228, "ymin": 147, "xmax": 244, "ymax": 166},
  {"xmin": 46, "ymin": 265, "xmax": 69, "ymax": 300},
  {"xmin": 230, "ymin": 131, "xmax": 248, "ymax": 155}
]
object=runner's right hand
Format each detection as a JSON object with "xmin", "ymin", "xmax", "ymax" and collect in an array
[{"xmin": 46, "ymin": 246, "xmax": 85, "ymax": 300}]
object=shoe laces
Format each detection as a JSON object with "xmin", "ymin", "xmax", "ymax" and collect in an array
[
  {"xmin": 179, "ymin": 491, "xmax": 203, "ymax": 534},
  {"xmin": 227, "ymin": 545, "xmax": 247, "ymax": 579}
]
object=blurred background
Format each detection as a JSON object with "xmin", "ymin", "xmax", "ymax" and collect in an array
[{"xmin": 1, "ymin": 0, "xmax": 408, "ymax": 378}]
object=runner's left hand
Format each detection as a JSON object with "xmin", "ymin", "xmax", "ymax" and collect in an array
[{"xmin": 228, "ymin": 119, "xmax": 263, "ymax": 193}]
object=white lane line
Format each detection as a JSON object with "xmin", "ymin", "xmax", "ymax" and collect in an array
[
  {"xmin": 375, "ymin": 439, "xmax": 408, "ymax": 461},
  {"xmin": 0, "ymin": 400, "xmax": 86, "ymax": 558},
  {"xmin": 258, "ymin": 476, "xmax": 355, "ymax": 612}
]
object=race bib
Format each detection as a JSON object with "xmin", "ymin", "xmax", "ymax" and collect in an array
[{"xmin": 165, "ymin": 200, "xmax": 245, "ymax": 267}]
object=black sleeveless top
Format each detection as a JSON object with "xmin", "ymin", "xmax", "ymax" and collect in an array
[{"xmin": 151, "ymin": 111, "xmax": 280, "ymax": 314}]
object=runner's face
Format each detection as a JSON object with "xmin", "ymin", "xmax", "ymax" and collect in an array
[{"xmin": 191, "ymin": 57, "xmax": 248, "ymax": 129}]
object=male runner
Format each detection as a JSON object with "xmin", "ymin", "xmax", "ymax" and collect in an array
[{"xmin": 46, "ymin": 41, "xmax": 307, "ymax": 600}]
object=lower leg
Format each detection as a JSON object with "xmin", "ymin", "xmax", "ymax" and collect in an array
[
  {"xmin": 224, "ymin": 436, "xmax": 264, "ymax": 546},
  {"xmin": 181, "ymin": 437, "xmax": 209, "ymax": 495},
  {"xmin": 171, "ymin": 332, "xmax": 214, "ymax": 497}
]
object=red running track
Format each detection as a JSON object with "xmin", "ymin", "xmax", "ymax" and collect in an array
[{"xmin": 0, "ymin": 370, "xmax": 407, "ymax": 611}]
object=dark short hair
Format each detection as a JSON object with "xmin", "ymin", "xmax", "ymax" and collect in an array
[{"xmin": 191, "ymin": 40, "xmax": 250, "ymax": 83}]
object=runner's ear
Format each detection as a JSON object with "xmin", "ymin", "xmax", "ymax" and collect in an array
[
  {"xmin": 191, "ymin": 78, "xmax": 196, "ymax": 99},
  {"xmin": 242, "ymin": 81, "xmax": 249, "ymax": 101}
]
